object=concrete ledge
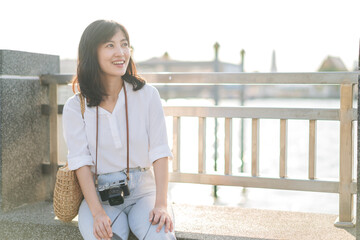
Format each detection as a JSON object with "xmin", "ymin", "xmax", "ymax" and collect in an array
[
  {"xmin": 0, "ymin": 202, "xmax": 81, "ymax": 240},
  {"xmin": 0, "ymin": 201, "xmax": 356, "ymax": 240},
  {"xmin": 174, "ymin": 204, "xmax": 355, "ymax": 240},
  {"xmin": 0, "ymin": 49, "xmax": 59, "ymax": 76},
  {"xmin": 0, "ymin": 221, "xmax": 81, "ymax": 240}
]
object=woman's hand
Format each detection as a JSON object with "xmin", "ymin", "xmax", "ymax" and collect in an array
[
  {"xmin": 93, "ymin": 210, "xmax": 113, "ymax": 240},
  {"xmin": 151, "ymin": 157, "xmax": 173, "ymax": 233},
  {"xmin": 149, "ymin": 206, "xmax": 174, "ymax": 233}
]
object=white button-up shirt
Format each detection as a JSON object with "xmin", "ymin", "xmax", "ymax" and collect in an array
[{"xmin": 62, "ymin": 81, "xmax": 172, "ymax": 174}]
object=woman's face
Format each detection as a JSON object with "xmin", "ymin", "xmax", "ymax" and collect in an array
[{"xmin": 97, "ymin": 29, "xmax": 131, "ymax": 80}]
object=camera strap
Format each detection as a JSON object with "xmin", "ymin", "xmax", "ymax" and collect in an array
[{"xmin": 95, "ymin": 80, "xmax": 130, "ymax": 188}]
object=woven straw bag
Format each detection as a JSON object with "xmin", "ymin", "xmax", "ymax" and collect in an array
[
  {"xmin": 53, "ymin": 93, "xmax": 85, "ymax": 222},
  {"xmin": 53, "ymin": 164, "xmax": 83, "ymax": 222}
]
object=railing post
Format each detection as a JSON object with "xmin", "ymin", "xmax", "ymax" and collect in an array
[
  {"xmin": 335, "ymin": 83, "xmax": 355, "ymax": 227},
  {"xmin": 225, "ymin": 118, "xmax": 232, "ymax": 175},
  {"xmin": 198, "ymin": 117, "xmax": 206, "ymax": 173},
  {"xmin": 49, "ymin": 83, "xmax": 59, "ymax": 197},
  {"xmin": 252, "ymin": 119, "xmax": 260, "ymax": 176},
  {"xmin": 280, "ymin": 119, "xmax": 288, "ymax": 178},
  {"xmin": 308, "ymin": 120, "xmax": 317, "ymax": 180},
  {"xmin": 172, "ymin": 117, "xmax": 181, "ymax": 172}
]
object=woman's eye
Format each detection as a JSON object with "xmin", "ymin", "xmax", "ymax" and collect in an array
[
  {"xmin": 122, "ymin": 42, "xmax": 129, "ymax": 47},
  {"xmin": 106, "ymin": 43, "xmax": 114, "ymax": 48}
]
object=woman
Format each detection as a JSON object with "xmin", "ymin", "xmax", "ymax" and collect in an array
[{"xmin": 63, "ymin": 20, "xmax": 176, "ymax": 240}]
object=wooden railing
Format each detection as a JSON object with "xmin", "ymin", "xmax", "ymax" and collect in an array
[{"xmin": 41, "ymin": 72, "xmax": 358, "ymax": 227}]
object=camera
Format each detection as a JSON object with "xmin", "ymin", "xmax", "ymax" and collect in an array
[{"xmin": 98, "ymin": 178, "xmax": 130, "ymax": 206}]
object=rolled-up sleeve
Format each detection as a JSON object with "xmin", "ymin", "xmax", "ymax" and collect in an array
[
  {"xmin": 62, "ymin": 96, "xmax": 94, "ymax": 170},
  {"xmin": 148, "ymin": 88, "xmax": 173, "ymax": 163}
]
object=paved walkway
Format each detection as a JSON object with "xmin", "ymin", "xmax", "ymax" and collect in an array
[
  {"xmin": 174, "ymin": 204, "xmax": 356, "ymax": 240},
  {"xmin": 0, "ymin": 201, "xmax": 356, "ymax": 240}
]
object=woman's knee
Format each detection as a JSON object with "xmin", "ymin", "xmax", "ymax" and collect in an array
[
  {"xmin": 142, "ymin": 226, "xmax": 176, "ymax": 240},
  {"xmin": 78, "ymin": 200, "xmax": 131, "ymax": 240}
]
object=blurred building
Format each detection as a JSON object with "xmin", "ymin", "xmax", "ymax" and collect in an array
[
  {"xmin": 59, "ymin": 49, "xmax": 345, "ymax": 99},
  {"xmin": 316, "ymin": 56, "xmax": 349, "ymax": 98},
  {"xmin": 60, "ymin": 55, "xmax": 242, "ymax": 74},
  {"xmin": 318, "ymin": 56, "xmax": 348, "ymax": 71},
  {"xmin": 136, "ymin": 52, "xmax": 241, "ymax": 73},
  {"xmin": 60, "ymin": 44, "xmax": 242, "ymax": 74}
]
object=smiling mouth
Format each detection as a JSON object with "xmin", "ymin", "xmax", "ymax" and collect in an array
[{"xmin": 113, "ymin": 61, "xmax": 125, "ymax": 65}]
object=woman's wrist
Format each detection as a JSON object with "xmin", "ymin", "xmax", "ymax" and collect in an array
[
  {"xmin": 91, "ymin": 204, "xmax": 106, "ymax": 218},
  {"xmin": 154, "ymin": 198, "xmax": 167, "ymax": 208},
  {"xmin": 153, "ymin": 157, "xmax": 169, "ymax": 209}
]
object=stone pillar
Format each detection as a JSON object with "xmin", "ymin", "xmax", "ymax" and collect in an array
[{"xmin": 0, "ymin": 49, "xmax": 59, "ymax": 211}]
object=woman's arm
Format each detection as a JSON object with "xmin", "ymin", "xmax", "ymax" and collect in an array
[
  {"xmin": 76, "ymin": 166, "xmax": 113, "ymax": 240},
  {"xmin": 153, "ymin": 157, "xmax": 169, "ymax": 208},
  {"xmin": 150, "ymin": 157, "xmax": 174, "ymax": 233},
  {"xmin": 147, "ymin": 87, "xmax": 174, "ymax": 233},
  {"xmin": 63, "ymin": 96, "xmax": 112, "ymax": 239}
]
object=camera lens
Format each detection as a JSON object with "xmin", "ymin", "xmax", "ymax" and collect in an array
[{"xmin": 108, "ymin": 188, "xmax": 124, "ymax": 206}]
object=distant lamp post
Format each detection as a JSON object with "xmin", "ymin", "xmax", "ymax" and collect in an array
[
  {"xmin": 213, "ymin": 42, "xmax": 220, "ymax": 72},
  {"xmin": 213, "ymin": 42, "xmax": 220, "ymax": 198},
  {"xmin": 271, "ymin": 50, "xmax": 277, "ymax": 72},
  {"xmin": 239, "ymin": 49, "xmax": 246, "ymax": 173},
  {"xmin": 240, "ymin": 49, "xmax": 245, "ymax": 72}
]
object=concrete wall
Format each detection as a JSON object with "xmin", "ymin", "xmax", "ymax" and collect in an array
[{"xmin": 0, "ymin": 50, "xmax": 59, "ymax": 211}]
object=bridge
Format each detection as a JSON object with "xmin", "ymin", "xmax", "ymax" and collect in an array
[{"xmin": 0, "ymin": 49, "xmax": 358, "ymax": 239}]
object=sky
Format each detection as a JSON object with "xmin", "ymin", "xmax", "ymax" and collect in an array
[{"xmin": 0, "ymin": 0, "xmax": 359, "ymax": 72}]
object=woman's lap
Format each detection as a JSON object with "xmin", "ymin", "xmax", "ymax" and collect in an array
[
  {"xmin": 78, "ymin": 193, "xmax": 176, "ymax": 240},
  {"xmin": 128, "ymin": 194, "xmax": 176, "ymax": 239},
  {"xmin": 78, "ymin": 199, "xmax": 130, "ymax": 240}
]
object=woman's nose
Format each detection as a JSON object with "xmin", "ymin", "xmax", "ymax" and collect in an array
[{"xmin": 115, "ymin": 46, "xmax": 124, "ymax": 56}]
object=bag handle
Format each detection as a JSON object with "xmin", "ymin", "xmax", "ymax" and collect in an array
[{"xmin": 79, "ymin": 93, "xmax": 85, "ymax": 119}]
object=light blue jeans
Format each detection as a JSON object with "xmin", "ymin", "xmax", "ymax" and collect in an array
[{"xmin": 78, "ymin": 168, "xmax": 176, "ymax": 240}]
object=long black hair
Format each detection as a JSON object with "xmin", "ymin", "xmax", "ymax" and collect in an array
[{"xmin": 72, "ymin": 20, "xmax": 145, "ymax": 107}]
